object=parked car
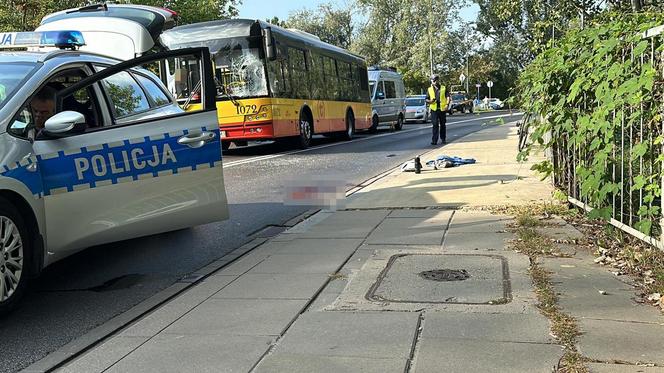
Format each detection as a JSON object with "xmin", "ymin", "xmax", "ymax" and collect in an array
[
  {"xmin": 448, "ymin": 91, "xmax": 473, "ymax": 114},
  {"xmin": 488, "ymin": 98, "xmax": 505, "ymax": 110},
  {"xmin": 404, "ymin": 95, "xmax": 428, "ymax": 123},
  {"xmin": 368, "ymin": 67, "xmax": 406, "ymax": 131}
]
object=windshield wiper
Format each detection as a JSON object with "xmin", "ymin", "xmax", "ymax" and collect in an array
[
  {"xmin": 216, "ymin": 78, "xmax": 240, "ymax": 107},
  {"xmin": 183, "ymin": 80, "xmax": 201, "ymax": 111}
]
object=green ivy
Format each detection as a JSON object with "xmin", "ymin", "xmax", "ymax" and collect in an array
[{"xmin": 516, "ymin": 12, "xmax": 664, "ymax": 236}]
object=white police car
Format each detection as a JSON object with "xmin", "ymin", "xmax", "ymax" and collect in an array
[{"xmin": 0, "ymin": 31, "xmax": 228, "ymax": 315}]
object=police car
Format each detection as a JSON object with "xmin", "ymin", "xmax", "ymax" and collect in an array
[{"xmin": 0, "ymin": 31, "xmax": 228, "ymax": 315}]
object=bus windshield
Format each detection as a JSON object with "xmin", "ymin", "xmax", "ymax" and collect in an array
[{"xmin": 214, "ymin": 47, "xmax": 267, "ymax": 99}]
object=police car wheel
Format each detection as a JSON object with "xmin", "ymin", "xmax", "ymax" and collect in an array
[{"xmin": 0, "ymin": 198, "xmax": 31, "ymax": 317}]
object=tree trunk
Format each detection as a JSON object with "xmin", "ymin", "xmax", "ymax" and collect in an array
[{"xmin": 631, "ymin": 0, "xmax": 643, "ymax": 11}]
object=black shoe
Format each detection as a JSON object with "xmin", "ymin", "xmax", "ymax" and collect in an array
[
  {"xmin": 441, "ymin": 140, "xmax": 447, "ymax": 144},
  {"xmin": 431, "ymin": 142, "xmax": 437, "ymax": 145}
]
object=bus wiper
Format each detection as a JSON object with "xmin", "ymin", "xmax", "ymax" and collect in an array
[{"xmin": 218, "ymin": 80, "xmax": 240, "ymax": 107}]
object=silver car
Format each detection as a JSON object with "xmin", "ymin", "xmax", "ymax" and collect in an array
[
  {"xmin": 0, "ymin": 31, "xmax": 228, "ymax": 315},
  {"xmin": 404, "ymin": 95, "xmax": 428, "ymax": 123}
]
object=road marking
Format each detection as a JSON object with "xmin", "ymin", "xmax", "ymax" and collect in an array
[{"xmin": 223, "ymin": 112, "xmax": 522, "ymax": 169}]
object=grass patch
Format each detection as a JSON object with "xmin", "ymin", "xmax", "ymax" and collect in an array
[{"xmin": 513, "ymin": 210, "xmax": 588, "ymax": 373}]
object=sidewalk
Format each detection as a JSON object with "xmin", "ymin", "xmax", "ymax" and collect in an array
[{"xmin": 52, "ymin": 121, "xmax": 664, "ymax": 373}]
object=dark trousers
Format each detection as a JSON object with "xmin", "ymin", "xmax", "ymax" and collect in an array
[{"xmin": 431, "ymin": 109, "xmax": 446, "ymax": 143}]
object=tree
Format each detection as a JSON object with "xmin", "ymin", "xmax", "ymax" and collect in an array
[
  {"xmin": 285, "ymin": 3, "xmax": 354, "ymax": 50},
  {"xmin": 352, "ymin": 0, "xmax": 467, "ymax": 94},
  {"xmin": 0, "ymin": 0, "xmax": 241, "ymax": 32}
]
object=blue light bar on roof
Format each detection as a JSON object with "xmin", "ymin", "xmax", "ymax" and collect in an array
[{"xmin": 0, "ymin": 30, "xmax": 85, "ymax": 49}]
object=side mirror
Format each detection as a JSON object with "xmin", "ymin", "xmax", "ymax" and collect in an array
[
  {"xmin": 44, "ymin": 111, "xmax": 85, "ymax": 135},
  {"xmin": 264, "ymin": 27, "xmax": 277, "ymax": 61},
  {"xmin": 376, "ymin": 92, "xmax": 385, "ymax": 100}
]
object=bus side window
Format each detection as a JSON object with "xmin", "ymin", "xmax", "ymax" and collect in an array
[
  {"xmin": 311, "ymin": 53, "xmax": 325, "ymax": 100},
  {"xmin": 281, "ymin": 60, "xmax": 291, "ymax": 96}
]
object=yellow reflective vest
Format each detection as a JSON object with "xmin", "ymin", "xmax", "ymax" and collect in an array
[{"xmin": 427, "ymin": 85, "xmax": 447, "ymax": 111}]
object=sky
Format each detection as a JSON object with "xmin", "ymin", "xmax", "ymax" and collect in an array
[{"xmin": 237, "ymin": 0, "xmax": 480, "ymax": 24}]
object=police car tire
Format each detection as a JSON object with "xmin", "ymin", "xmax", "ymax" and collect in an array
[{"xmin": 0, "ymin": 197, "xmax": 31, "ymax": 317}]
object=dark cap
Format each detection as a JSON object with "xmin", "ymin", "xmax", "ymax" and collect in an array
[{"xmin": 430, "ymin": 74, "xmax": 439, "ymax": 82}]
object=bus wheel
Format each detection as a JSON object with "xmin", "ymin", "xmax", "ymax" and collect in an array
[
  {"xmin": 0, "ymin": 197, "xmax": 31, "ymax": 317},
  {"xmin": 394, "ymin": 115, "xmax": 403, "ymax": 131},
  {"xmin": 369, "ymin": 115, "xmax": 379, "ymax": 133},
  {"xmin": 295, "ymin": 115, "xmax": 313, "ymax": 149},
  {"xmin": 340, "ymin": 111, "xmax": 355, "ymax": 141},
  {"xmin": 222, "ymin": 142, "xmax": 230, "ymax": 151}
]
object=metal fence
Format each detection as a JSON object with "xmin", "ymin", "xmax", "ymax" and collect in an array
[{"xmin": 551, "ymin": 24, "xmax": 664, "ymax": 249}]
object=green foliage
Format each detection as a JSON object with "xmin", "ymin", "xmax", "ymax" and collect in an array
[
  {"xmin": 0, "ymin": 0, "xmax": 240, "ymax": 31},
  {"xmin": 516, "ymin": 12, "xmax": 664, "ymax": 236},
  {"xmin": 284, "ymin": 4, "xmax": 353, "ymax": 50},
  {"xmin": 352, "ymin": 0, "xmax": 470, "ymax": 95}
]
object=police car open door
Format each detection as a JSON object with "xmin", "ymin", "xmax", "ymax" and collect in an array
[{"xmin": 31, "ymin": 48, "xmax": 228, "ymax": 254}]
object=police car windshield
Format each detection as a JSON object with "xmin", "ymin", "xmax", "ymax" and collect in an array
[
  {"xmin": 452, "ymin": 94, "xmax": 465, "ymax": 101},
  {"xmin": 0, "ymin": 63, "xmax": 37, "ymax": 110},
  {"xmin": 405, "ymin": 98, "xmax": 425, "ymax": 106}
]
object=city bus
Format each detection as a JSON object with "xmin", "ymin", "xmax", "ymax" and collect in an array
[{"xmin": 159, "ymin": 19, "xmax": 373, "ymax": 149}]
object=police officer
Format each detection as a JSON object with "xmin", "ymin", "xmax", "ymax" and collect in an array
[{"xmin": 426, "ymin": 74, "xmax": 449, "ymax": 145}]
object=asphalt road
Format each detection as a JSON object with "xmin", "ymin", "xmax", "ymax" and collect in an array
[{"xmin": 0, "ymin": 110, "xmax": 519, "ymax": 373}]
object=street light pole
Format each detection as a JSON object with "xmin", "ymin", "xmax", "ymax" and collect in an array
[
  {"xmin": 429, "ymin": 0, "xmax": 434, "ymax": 76},
  {"xmin": 465, "ymin": 52, "xmax": 469, "ymax": 93}
]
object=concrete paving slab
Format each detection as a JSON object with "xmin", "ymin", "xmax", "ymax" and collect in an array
[
  {"xmin": 215, "ymin": 251, "xmax": 270, "ymax": 276},
  {"xmin": 163, "ymin": 298, "xmax": 307, "ymax": 336},
  {"xmin": 255, "ymin": 353, "xmax": 407, "ymax": 373},
  {"xmin": 212, "ymin": 273, "xmax": 328, "ymax": 299},
  {"xmin": 274, "ymin": 312, "xmax": 419, "ymax": 359},
  {"xmin": 579, "ymin": 319, "xmax": 664, "ymax": 365},
  {"xmin": 588, "ymin": 363, "xmax": 664, "ymax": 372},
  {"xmin": 255, "ymin": 238, "xmax": 364, "ymax": 256},
  {"xmin": 329, "ymin": 248, "xmax": 536, "ymax": 313},
  {"xmin": 120, "ymin": 276, "xmax": 237, "ymax": 337},
  {"xmin": 247, "ymin": 253, "xmax": 350, "ymax": 274},
  {"xmin": 370, "ymin": 254, "xmax": 510, "ymax": 304},
  {"xmin": 106, "ymin": 334, "xmax": 274, "ymax": 373},
  {"xmin": 388, "ymin": 209, "xmax": 453, "ymax": 219},
  {"xmin": 58, "ymin": 336, "xmax": 148, "ymax": 373},
  {"xmin": 422, "ymin": 312, "xmax": 555, "ymax": 343},
  {"xmin": 366, "ymin": 218, "xmax": 446, "ymax": 245},
  {"xmin": 543, "ymin": 259, "xmax": 663, "ymax": 323},
  {"xmin": 448, "ymin": 211, "xmax": 513, "ymax": 233},
  {"xmin": 443, "ymin": 232, "xmax": 512, "ymax": 251},
  {"xmin": 295, "ymin": 210, "xmax": 389, "ymax": 239},
  {"xmin": 414, "ymin": 338, "xmax": 563, "ymax": 373}
]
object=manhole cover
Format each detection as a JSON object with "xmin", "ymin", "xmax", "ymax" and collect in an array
[
  {"xmin": 419, "ymin": 269, "xmax": 470, "ymax": 282},
  {"xmin": 367, "ymin": 254, "xmax": 512, "ymax": 304}
]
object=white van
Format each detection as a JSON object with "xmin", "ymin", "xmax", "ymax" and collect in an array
[{"xmin": 368, "ymin": 67, "xmax": 406, "ymax": 131}]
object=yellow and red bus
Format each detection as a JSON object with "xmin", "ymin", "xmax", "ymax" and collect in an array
[{"xmin": 159, "ymin": 19, "xmax": 372, "ymax": 149}]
